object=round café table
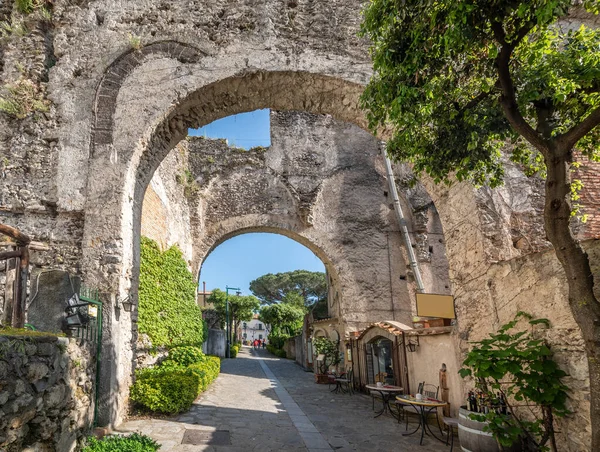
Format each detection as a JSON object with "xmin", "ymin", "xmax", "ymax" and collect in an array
[
  {"xmin": 365, "ymin": 384, "xmax": 403, "ymax": 418},
  {"xmin": 396, "ymin": 395, "xmax": 447, "ymax": 445}
]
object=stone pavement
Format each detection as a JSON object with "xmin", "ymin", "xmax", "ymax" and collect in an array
[{"xmin": 118, "ymin": 347, "xmax": 452, "ymax": 451}]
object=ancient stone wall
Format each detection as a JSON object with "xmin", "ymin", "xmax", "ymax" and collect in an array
[
  {"xmin": 140, "ymin": 142, "xmax": 193, "ymax": 263},
  {"xmin": 0, "ymin": 334, "xmax": 95, "ymax": 452},
  {"xmin": 178, "ymin": 110, "xmax": 452, "ymax": 333}
]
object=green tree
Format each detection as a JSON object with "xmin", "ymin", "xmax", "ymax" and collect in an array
[
  {"xmin": 249, "ymin": 270, "xmax": 327, "ymax": 306},
  {"xmin": 259, "ymin": 302, "xmax": 305, "ymax": 338},
  {"xmin": 138, "ymin": 237, "xmax": 205, "ymax": 348},
  {"xmin": 360, "ymin": 1, "xmax": 600, "ymax": 444},
  {"xmin": 206, "ymin": 289, "xmax": 260, "ymax": 343}
]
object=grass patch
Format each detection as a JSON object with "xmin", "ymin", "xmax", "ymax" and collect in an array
[
  {"xmin": 0, "ymin": 78, "xmax": 50, "ymax": 119},
  {"xmin": 0, "ymin": 327, "xmax": 64, "ymax": 338}
]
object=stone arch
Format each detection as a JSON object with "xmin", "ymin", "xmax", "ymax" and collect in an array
[
  {"xmin": 82, "ymin": 41, "xmax": 579, "ymax": 430},
  {"xmin": 82, "ymin": 44, "xmax": 393, "ymax": 426},
  {"xmin": 195, "ymin": 223, "xmax": 343, "ymax": 307},
  {"xmin": 92, "ymin": 41, "xmax": 205, "ymax": 148}
]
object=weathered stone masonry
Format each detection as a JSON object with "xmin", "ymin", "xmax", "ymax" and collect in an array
[
  {"xmin": 0, "ymin": 335, "xmax": 95, "ymax": 452},
  {"xmin": 0, "ymin": 1, "xmax": 598, "ymax": 449},
  {"xmin": 140, "ymin": 110, "xmax": 452, "ymax": 332}
]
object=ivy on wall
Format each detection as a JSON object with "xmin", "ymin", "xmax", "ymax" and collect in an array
[{"xmin": 138, "ymin": 237, "xmax": 205, "ymax": 348}]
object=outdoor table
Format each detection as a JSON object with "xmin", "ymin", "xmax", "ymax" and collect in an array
[
  {"xmin": 365, "ymin": 384, "xmax": 403, "ymax": 418},
  {"xmin": 396, "ymin": 395, "xmax": 447, "ymax": 446}
]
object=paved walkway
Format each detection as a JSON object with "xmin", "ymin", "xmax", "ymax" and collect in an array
[{"xmin": 118, "ymin": 347, "xmax": 451, "ymax": 451}]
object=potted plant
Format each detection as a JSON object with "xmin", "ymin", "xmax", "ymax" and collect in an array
[
  {"xmin": 312, "ymin": 337, "xmax": 341, "ymax": 384},
  {"xmin": 459, "ymin": 312, "xmax": 569, "ymax": 452}
]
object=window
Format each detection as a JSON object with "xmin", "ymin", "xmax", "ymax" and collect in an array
[
  {"xmin": 259, "ymin": 334, "xmax": 263, "ymax": 340},
  {"xmin": 258, "ymin": 323, "xmax": 262, "ymax": 330},
  {"xmin": 243, "ymin": 322, "xmax": 247, "ymax": 329}
]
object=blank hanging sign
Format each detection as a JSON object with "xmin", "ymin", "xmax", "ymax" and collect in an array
[{"xmin": 416, "ymin": 293, "xmax": 455, "ymax": 319}]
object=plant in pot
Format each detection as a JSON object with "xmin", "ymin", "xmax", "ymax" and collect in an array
[
  {"xmin": 459, "ymin": 312, "xmax": 569, "ymax": 452},
  {"xmin": 313, "ymin": 337, "xmax": 341, "ymax": 384}
]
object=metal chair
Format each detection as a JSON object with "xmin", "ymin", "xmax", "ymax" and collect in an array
[
  {"xmin": 420, "ymin": 384, "xmax": 444, "ymax": 436},
  {"xmin": 334, "ymin": 369, "xmax": 354, "ymax": 395},
  {"xmin": 442, "ymin": 417, "xmax": 459, "ymax": 452}
]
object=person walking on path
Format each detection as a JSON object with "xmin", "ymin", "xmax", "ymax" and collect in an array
[{"xmin": 262, "ymin": 339, "xmax": 266, "ymax": 349}]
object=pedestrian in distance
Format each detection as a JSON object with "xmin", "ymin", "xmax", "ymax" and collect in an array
[{"xmin": 262, "ymin": 339, "xmax": 266, "ymax": 349}]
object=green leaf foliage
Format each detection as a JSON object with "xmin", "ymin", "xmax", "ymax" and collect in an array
[
  {"xmin": 139, "ymin": 237, "xmax": 205, "ymax": 348},
  {"xmin": 130, "ymin": 369, "xmax": 200, "ymax": 414},
  {"xmin": 266, "ymin": 344, "xmax": 287, "ymax": 358},
  {"xmin": 83, "ymin": 433, "xmax": 160, "ymax": 452},
  {"xmin": 460, "ymin": 312, "xmax": 569, "ymax": 449},
  {"xmin": 186, "ymin": 356, "xmax": 221, "ymax": 392},
  {"xmin": 249, "ymin": 270, "xmax": 327, "ymax": 306},
  {"xmin": 312, "ymin": 337, "xmax": 341, "ymax": 373},
  {"xmin": 206, "ymin": 289, "xmax": 261, "ymax": 330},
  {"xmin": 360, "ymin": 1, "xmax": 600, "ymax": 187},
  {"xmin": 161, "ymin": 346, "xmax": 207, "ymax": 368},
  {"xmin": 259, "ymin": 302, "xmax": 305, "ymax": 338},
  {"xmin": 130, "ymin": 351, "xmax": 221, "ymax": 414}
]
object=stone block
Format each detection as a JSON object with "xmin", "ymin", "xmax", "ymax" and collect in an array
[
  {"xmin": 43, "ymin": 384, "xmax": 66, "ymax": 408},
  {"xmin": 27, "ymin": 270, "xmax": 80, "ymax": 335},
  {"xmin": 27, "ymin": 363, "xmax": 49, "ymax": 382},
  {"xmin": 36, "ymin": 343, "xmax": 55, "ymax": 357}
]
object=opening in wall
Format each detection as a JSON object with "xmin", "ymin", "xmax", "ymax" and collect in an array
[{"xmin": 188, "ymin": 109, "xmax": 271, "ymax": 150}]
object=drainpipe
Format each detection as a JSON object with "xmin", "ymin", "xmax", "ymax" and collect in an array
[{"xmin": 382, "ymin": 146, "xmax": 425, "ymax": 293}]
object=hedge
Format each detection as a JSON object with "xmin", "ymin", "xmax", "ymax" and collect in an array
[
  {"xmin": 230, "ymin": 344, "xmax": 240, "ymax": 358},
  {"xmin": 130, "ymin": 370, "xmax": 200, "ymax": 414},
  {"xmin": 83, "ymin": 433, "xmax": 160, "ymax": 452},
  {"xmin": 162, "ymin": 346, "xmax": 207, "ymax": 367},
  {"xmin": 267, "ymin": 344, "xmax": 287, "ymax": 358},
  {"xmin": 130, "ymin": 349, "xmax": 221, "ymax": 414}
]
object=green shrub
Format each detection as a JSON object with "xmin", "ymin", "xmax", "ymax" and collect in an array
[
  {"xmin": 130, "ymin": 369, "xmax": 199, "ymax": 414},
  {"xmin": 266, "ymin": 344, "xmax": 286, "ymax": 358},
  {"xmin": 139, "ymin": 237, "xmax": 206, "ymax": 348},
  {"xmin": 162, "ymin": 346, "xmax": 206, "ymax": 367},
  {"xmin": 187, "ymin": 356, "xmax": 220, "ymax": 392},
  {"xmin": 83, "ymin": 433, "xmax": 160, "ymax": 451},
  {"xmin": 131, "ymin": 355, "xmax": 220, "ymax": 414},
  {"xmin": 230, "ymin": 344, "xmax": 240, "ymax": 358}
]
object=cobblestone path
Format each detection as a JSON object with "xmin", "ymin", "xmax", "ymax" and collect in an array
[{"xmin": 118, "ymin": 347, "xmax": 451, "ymax": 451}]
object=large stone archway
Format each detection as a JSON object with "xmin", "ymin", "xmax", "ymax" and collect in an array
[
  {"xmin": 82, "ymin": 58, "xmax": 390, "ymax": 426},
  {"xmin": 80, "ymin": 53, "xmax": 593, "ymax": 441},
  {"xmin": 0, "ymin": 1, "xmax": 594, "ymax": 446}
]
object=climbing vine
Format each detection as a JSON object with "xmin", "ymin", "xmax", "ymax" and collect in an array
[{"xmin": 138, "ymin": 237, "xmax": 205, "ymax": 348}]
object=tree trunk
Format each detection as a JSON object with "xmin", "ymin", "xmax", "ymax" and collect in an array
[{"xmin": 544, "ymin": 145, "xmax": 600, "ymax": 450}]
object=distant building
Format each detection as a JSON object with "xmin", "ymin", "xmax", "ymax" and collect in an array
[
  {"xmin": 238, "ymin": 314, "xmax": 269, "ymax": 343},
  {"xmin": 197, "ymin": 281, "xmax": 212, "ymax": 309}
]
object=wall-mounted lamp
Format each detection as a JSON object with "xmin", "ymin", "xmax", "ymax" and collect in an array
[
  {"xmin": 120, "ymin": 295, "xmax": 134, "ymax": 312},
  {"xmin": 346, "ymin": 342, "xmax": 352, "ymax": 362},
  {"xmin": 65, "ymin": 311, "xmax": 85, "ymax": 329},
  {"xmin": 406, "ymin": 336, "xmax": 420, "ymax": 353}
]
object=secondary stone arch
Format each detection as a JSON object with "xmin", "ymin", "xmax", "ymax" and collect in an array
[{"xmin": 196, "ymin": 224, "xmax": 343, "ymax": 307}]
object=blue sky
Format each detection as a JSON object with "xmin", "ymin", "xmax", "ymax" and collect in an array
[
  {"xmin": 188, "ymin": 109, "xmax": 271, "ymax": 149},
  {"xmin": 198, "ymin": 233, "xmax": 325, "ymax": 294}
]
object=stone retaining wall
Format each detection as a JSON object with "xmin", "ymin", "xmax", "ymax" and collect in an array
[{"xmin": 0, "ymin": 334, "xmax": 95, "ymax": 452}]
